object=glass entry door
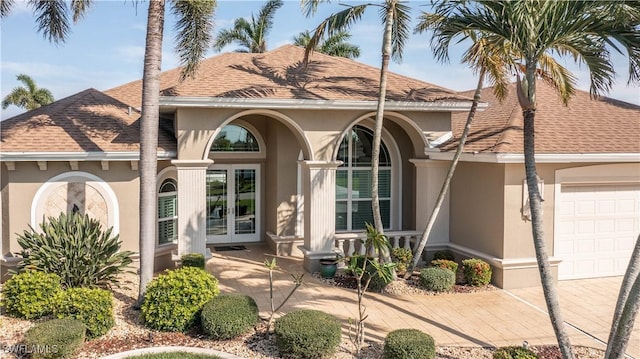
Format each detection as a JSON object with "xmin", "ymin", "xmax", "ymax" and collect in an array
[{"xmin": 206, "ymin": 164, "xmax": 260, "ymax": 244}]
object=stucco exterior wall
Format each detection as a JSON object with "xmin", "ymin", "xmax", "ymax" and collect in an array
[
  {"xmin": 449, "ymin": 161, "xmax": 505, "ymax": 258},
  {"xmin": 2, "ymin": 161, "xmax": 140, "ymax": 254}
]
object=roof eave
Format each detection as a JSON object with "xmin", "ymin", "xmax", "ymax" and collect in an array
[
  {"xmin": 0, "ymin": 151, "xmax": 177, "ymax": 161},
  {"xmin": 159, "ymin": 96, "xmax": 485, "ymax": 112},
  {"xmin": 428, "ymin": 152, "xmax": 640, "ymax": 163}
]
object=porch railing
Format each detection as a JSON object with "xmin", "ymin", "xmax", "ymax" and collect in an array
[{"xmin": 334, "ymin": 230, "xmax": 423, "ymax": 258}]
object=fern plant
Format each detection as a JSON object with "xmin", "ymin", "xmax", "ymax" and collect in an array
[{"xmin": 16, "ymin": 212, "xmax": 134, "ymax": 288}]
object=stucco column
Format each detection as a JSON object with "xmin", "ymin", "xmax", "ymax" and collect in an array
[
  {"xmin": 172, "ymin": 159, "xmax": 213, "ymax": 258},
  {"xmin": 300, "ymin": 160, "xmax": 342, "ymax": 272},
  {"xmin": 410, "ymin": 159, "xmax": 450, "ymax": 246}
]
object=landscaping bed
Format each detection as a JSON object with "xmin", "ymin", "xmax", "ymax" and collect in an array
[{"xmin": 0, "ymin": 272, "xmax": 604, "ymax": 359}]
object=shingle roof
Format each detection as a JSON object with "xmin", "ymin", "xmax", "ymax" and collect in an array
[
  {"xmin": 106, "ymin": 44, "xmax": 468, "ymax": 106},
  {"xmin": 0, "ymin": 89, "xmax": 176, "ymax": 153},
  {"xmin": 440, "ymin": 81, "xmax": 640, "ymax": 154}
]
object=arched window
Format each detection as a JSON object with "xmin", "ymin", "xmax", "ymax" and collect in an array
[
  {"xmin": 158, "ymin": 178, "xmax": 177, "ymax": 245},
  {"xmin": 336, "ymin": 125, "xmax": 392, "ymax": 231},
  {"xmin": 211, "ymin": 124, "xmax": 259, "ymax": 152}
]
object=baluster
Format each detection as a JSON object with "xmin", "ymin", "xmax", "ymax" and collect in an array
[
  {"xmin": 392, "ymin": 235, "xmax": 400, "ymax": 249},
  {"xmin": 347, "ymin": 239, "xmax": 356, "ymax": 257},
  {"xmin": 336, "ymin": 239, "xmax": 346, "ymax": 258},
  {"xmin": 358, "ymin": 239, "xmax": 367, "ymax": 255},
  {"xmin": 403, "ymin": 235, "xmax": 411, "ymax": 250}
]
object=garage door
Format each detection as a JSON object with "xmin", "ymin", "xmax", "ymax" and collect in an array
[{"xmin": 555, "ymin": 183, "xmax": 640, "ymax": 280}]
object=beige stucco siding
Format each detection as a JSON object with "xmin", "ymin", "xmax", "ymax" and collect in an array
[
  {"xmin": 450, "ymin": 161, "xmax": 505, "ymax": 258},
  {"xmin": 2, "ymin": 161, "xmax": 140, "ymax": 254}
]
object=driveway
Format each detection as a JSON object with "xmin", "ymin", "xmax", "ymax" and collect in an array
[{"xmin": 208, "ymin": 245, "xmax": 639, "ymax": 357}]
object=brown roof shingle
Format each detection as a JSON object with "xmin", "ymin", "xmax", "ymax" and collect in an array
[
  {"xmin": 0, "ymin": 89, "xmax": 175, "ymax": 153},
  {"xmin": 106, "ymin": 45, "xmax": 468, "ymax": 106},
  {"xmin": 441, "ymin": 81, "xmax": 640, "ymax": 154}
]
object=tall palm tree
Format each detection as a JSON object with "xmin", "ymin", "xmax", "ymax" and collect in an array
[
  {"xmin": 293, "ymin": 30, "xmax": 360, "ymax": 59},
  {"xmin": 2, "ymin": 0, "xmax": 216, "ymax": 305},
  {"xmin": 212, "ymin": 0, "xmax": 282, "ymax": 53},
  {"xmin": 428, "ymin": 2, "xmax": 640, "ymax": 358},
  {"xmin": 2, "ymin": 73, "xmax": 54, "ymax": 111},
  {"xmin": 137, "ymin": 0, "xmax": 216, "ymax": 305},
  {"xmin": 406, "ymin": 27, "xmax": 513, "ymax": 275},
  {"xmin": 302, "ymin": 0, "xmax": 412, "ymax": 235}
]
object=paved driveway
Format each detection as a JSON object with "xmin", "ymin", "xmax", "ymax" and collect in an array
[
  {"xmin": 208, "ymin": 245, "xmax": 639, "ymax": 357},
  {"xmin": 508, "ymin": 277, "xmax": 640, "ymax": 357}
]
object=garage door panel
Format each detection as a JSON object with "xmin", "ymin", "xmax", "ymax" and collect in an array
[{"xmin": 556, "ymin": 183, "xmax": 640, "ymax": 280}]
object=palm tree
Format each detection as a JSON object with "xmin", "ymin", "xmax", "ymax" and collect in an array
[
  {"xmin": 293, "ymin": 30, "xmax": 360, "ymax": 59},
  {"xmin": 2, "ymin": 0, "xmax": 216, "ymax": 305},
  {"xmin": 428, "ymin": 2, "xmax": 640, "ymax": 358},
  {"xmin": 2, "ymin": 74, "xmax": 54, "ymax": 111},
  {"xmin": 137, "ymin": 0, "xmax": 216, "ymax": 305},
  {"xmin": 302, "ymin": 0, "xmax": 412, "ymax": 235},
  {"xmin": 212, "ymin": 0, "xmax": 282, "ymax": 53}
]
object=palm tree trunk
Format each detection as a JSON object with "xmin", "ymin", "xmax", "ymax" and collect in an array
[
  {"xmin": 406, "ymin": 69, "xmax": 485, "ymax": 278},
  {"xmin": 522, "ymin": 93, "xmax": 574, "ymax": 358},
  {"xmin": 605, "ymin": 234, "xmax": 640, "ymax": 359},
  {"xmin": 371, "ymin": 1, "xmax": 394, "ymax": 234},
  {"xmin": 137, "ymin": 0, "xmax": 165, "ymax": 306}
]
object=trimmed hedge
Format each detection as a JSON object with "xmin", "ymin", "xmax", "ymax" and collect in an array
[
  {"xmin": 432, "ymin": 250, "xmax": 455, "ymax": 261},
  {"xmin": 419, "ymin": 267, "xmax": 455, "ymax": 292},
  {"xmin": 141, "ymin": 267, "xmax": 220, "ymax": 332},
  {"xmin": 430, "ymin": 259, "xmax": 459, "ymax": 274},
  {"xmin": 383, "ymin": 329, "xmax": 435, "ymax": 359},
  {"xmin": 201, "ymin": 294, "xmax": 258, "ymax": 340},
  {"xmin": 53, "ymin": 287, "xmax": 114, "ymax": 339},
  {"xmin": 493, "ymin": 346, "xmax": 539, "ymax": 359},
  {"xmin": 275, "ymin": 309, "xmax": 341, "ymax": 358},
  {"xmin": 462, "ymin": 258, "xmax": 492, "ymax": 286},
  {"xmin": 1, "ymin": 270, "xmax": 62, "ymax": 319},
  {"xmin": 23, "ymin": 318, "xmax": 86, "ymax": 359},
  {"xmin": 181, "ymin": 253, "xmax": 206, "ymax": 269}
]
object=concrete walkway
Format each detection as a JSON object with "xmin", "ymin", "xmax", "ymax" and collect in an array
[{"xmin": 206, "ymin": 244, "xmax": 639, "ymax": 357}]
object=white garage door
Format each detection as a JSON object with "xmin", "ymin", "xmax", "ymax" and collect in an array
[{"xmin": 555, "ymin": 183, "xmax": 640, "ymax": 280}]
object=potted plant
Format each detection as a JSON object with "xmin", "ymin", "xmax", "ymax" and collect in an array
[{"xmin": 319, "ymin": 256, "xmax": 339, "ymax": 279}]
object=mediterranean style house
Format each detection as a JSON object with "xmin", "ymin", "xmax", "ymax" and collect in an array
[{"xmin": 1, "ymin": 45, "xmax": 638, "ymax": 288}]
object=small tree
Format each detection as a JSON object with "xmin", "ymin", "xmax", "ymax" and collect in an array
[
  {"xmin": 346, "ymin": 222, "xmax": 395, "ymax": 356},
  {"xmin": 264, "ymin": 257, "xmax": 304, "ymax": 332}
]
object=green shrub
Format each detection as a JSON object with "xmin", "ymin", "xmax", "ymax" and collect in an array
[
  {"xmin": 462, "ymin": 258, "xmax": 492, "ymax": 286},
  {"xmin": 391, "ymin": 247, "xmax": 413, "ymax": 275},
  {"xmin": 16, "ymin": 212, "xmax": 134, "ymax": 288},
  {"xmin": 23, "ymin": 318, "xmax": 86, "ymax": 359},
  {"xmin": 383, "ymin": 329, "xmax": 435, "ymax": 359},
  {"xmin": 275, "ymin": 309, "xmax": 341, "ymax": 358},
  {"xmin": 493, "ymin": 346, "xmax": 539, "ymax": 359},
  {"xmin": 201, "ymin": 294, "xmax": 258, "ymax": 339},
  {"xmin": 432, "ymin": 250, "xmax": 455, "ymax": 261},
  {"xmin": 368, "ymin": 273, "xmax": 393, "ymax": 292},
  {"xmin": 430, "ymin": 259, "xmax": 459, "ymax": 274},
  {"xmin": 53, "ymin": 287, "xmax": 114, "ymax": 338},
  {"xmin": 419, "ymin": 267, "xmax": 455, "ymax": 292},
  {"xmin": 1, "ymin": 270, "xmax": 61, "ymax": 319},
  {"xmin": 141, "ymin": 267, "xmax": 220, "ymax": 332},
  {"xmin": 181, "ymin": 253, "xmax": 205, "ymax": 269}
]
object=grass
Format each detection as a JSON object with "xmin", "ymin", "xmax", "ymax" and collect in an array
[{"xmin": 127, "ymin": 352, "xmax": 222, "ymax": 359}]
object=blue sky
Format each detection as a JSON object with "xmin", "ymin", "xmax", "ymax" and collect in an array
[{"xmin": 1, "ymin": 0, "xmax": 639, "ymax": 120}]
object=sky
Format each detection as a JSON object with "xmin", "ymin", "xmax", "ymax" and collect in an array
[{"xmin": 1, "ymin": 0, "xmax": 639, "ymax": 120}]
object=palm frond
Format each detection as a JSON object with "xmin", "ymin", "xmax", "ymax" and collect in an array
[
  {"xmin": 385, "ymin": 1, "xmax": 411, "ymax": 63},
  {"xmin": 70, "ymin": 0, "xmax": 92, "ymax": 23},
  {"xmin": 28, "ymin": 0, "xmax": 70, "ymax": 44},
  {"xmin": 171, "ymin": 0, "xmax": 216, "ymax": 81},
  {"xmin": 304, "ymin": 4, "xmax": 367, "ymax": 64},
  {"xmin": 1, "ymin": 0, "xmax": 15, "ymax": 18},
  {"xmin": 300, "ymin": 0, "xmax": 330, "ymax": 18}
]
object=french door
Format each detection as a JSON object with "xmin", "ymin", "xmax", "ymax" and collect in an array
[{"xmin": 206, "ymin": 164, "xmax": 260, "ymax": 244}]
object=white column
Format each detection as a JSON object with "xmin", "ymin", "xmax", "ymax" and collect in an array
[
  {"xmin": 172, "ymin": 159, "xmax": 213, "ymax": 258},
  {"xmin": 410, "ymin": 159, "xmax": 450, "ymax": 246},
  {"xmin": 300, "ymin": 160, "xmax": 342, "ymax": 272}
]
